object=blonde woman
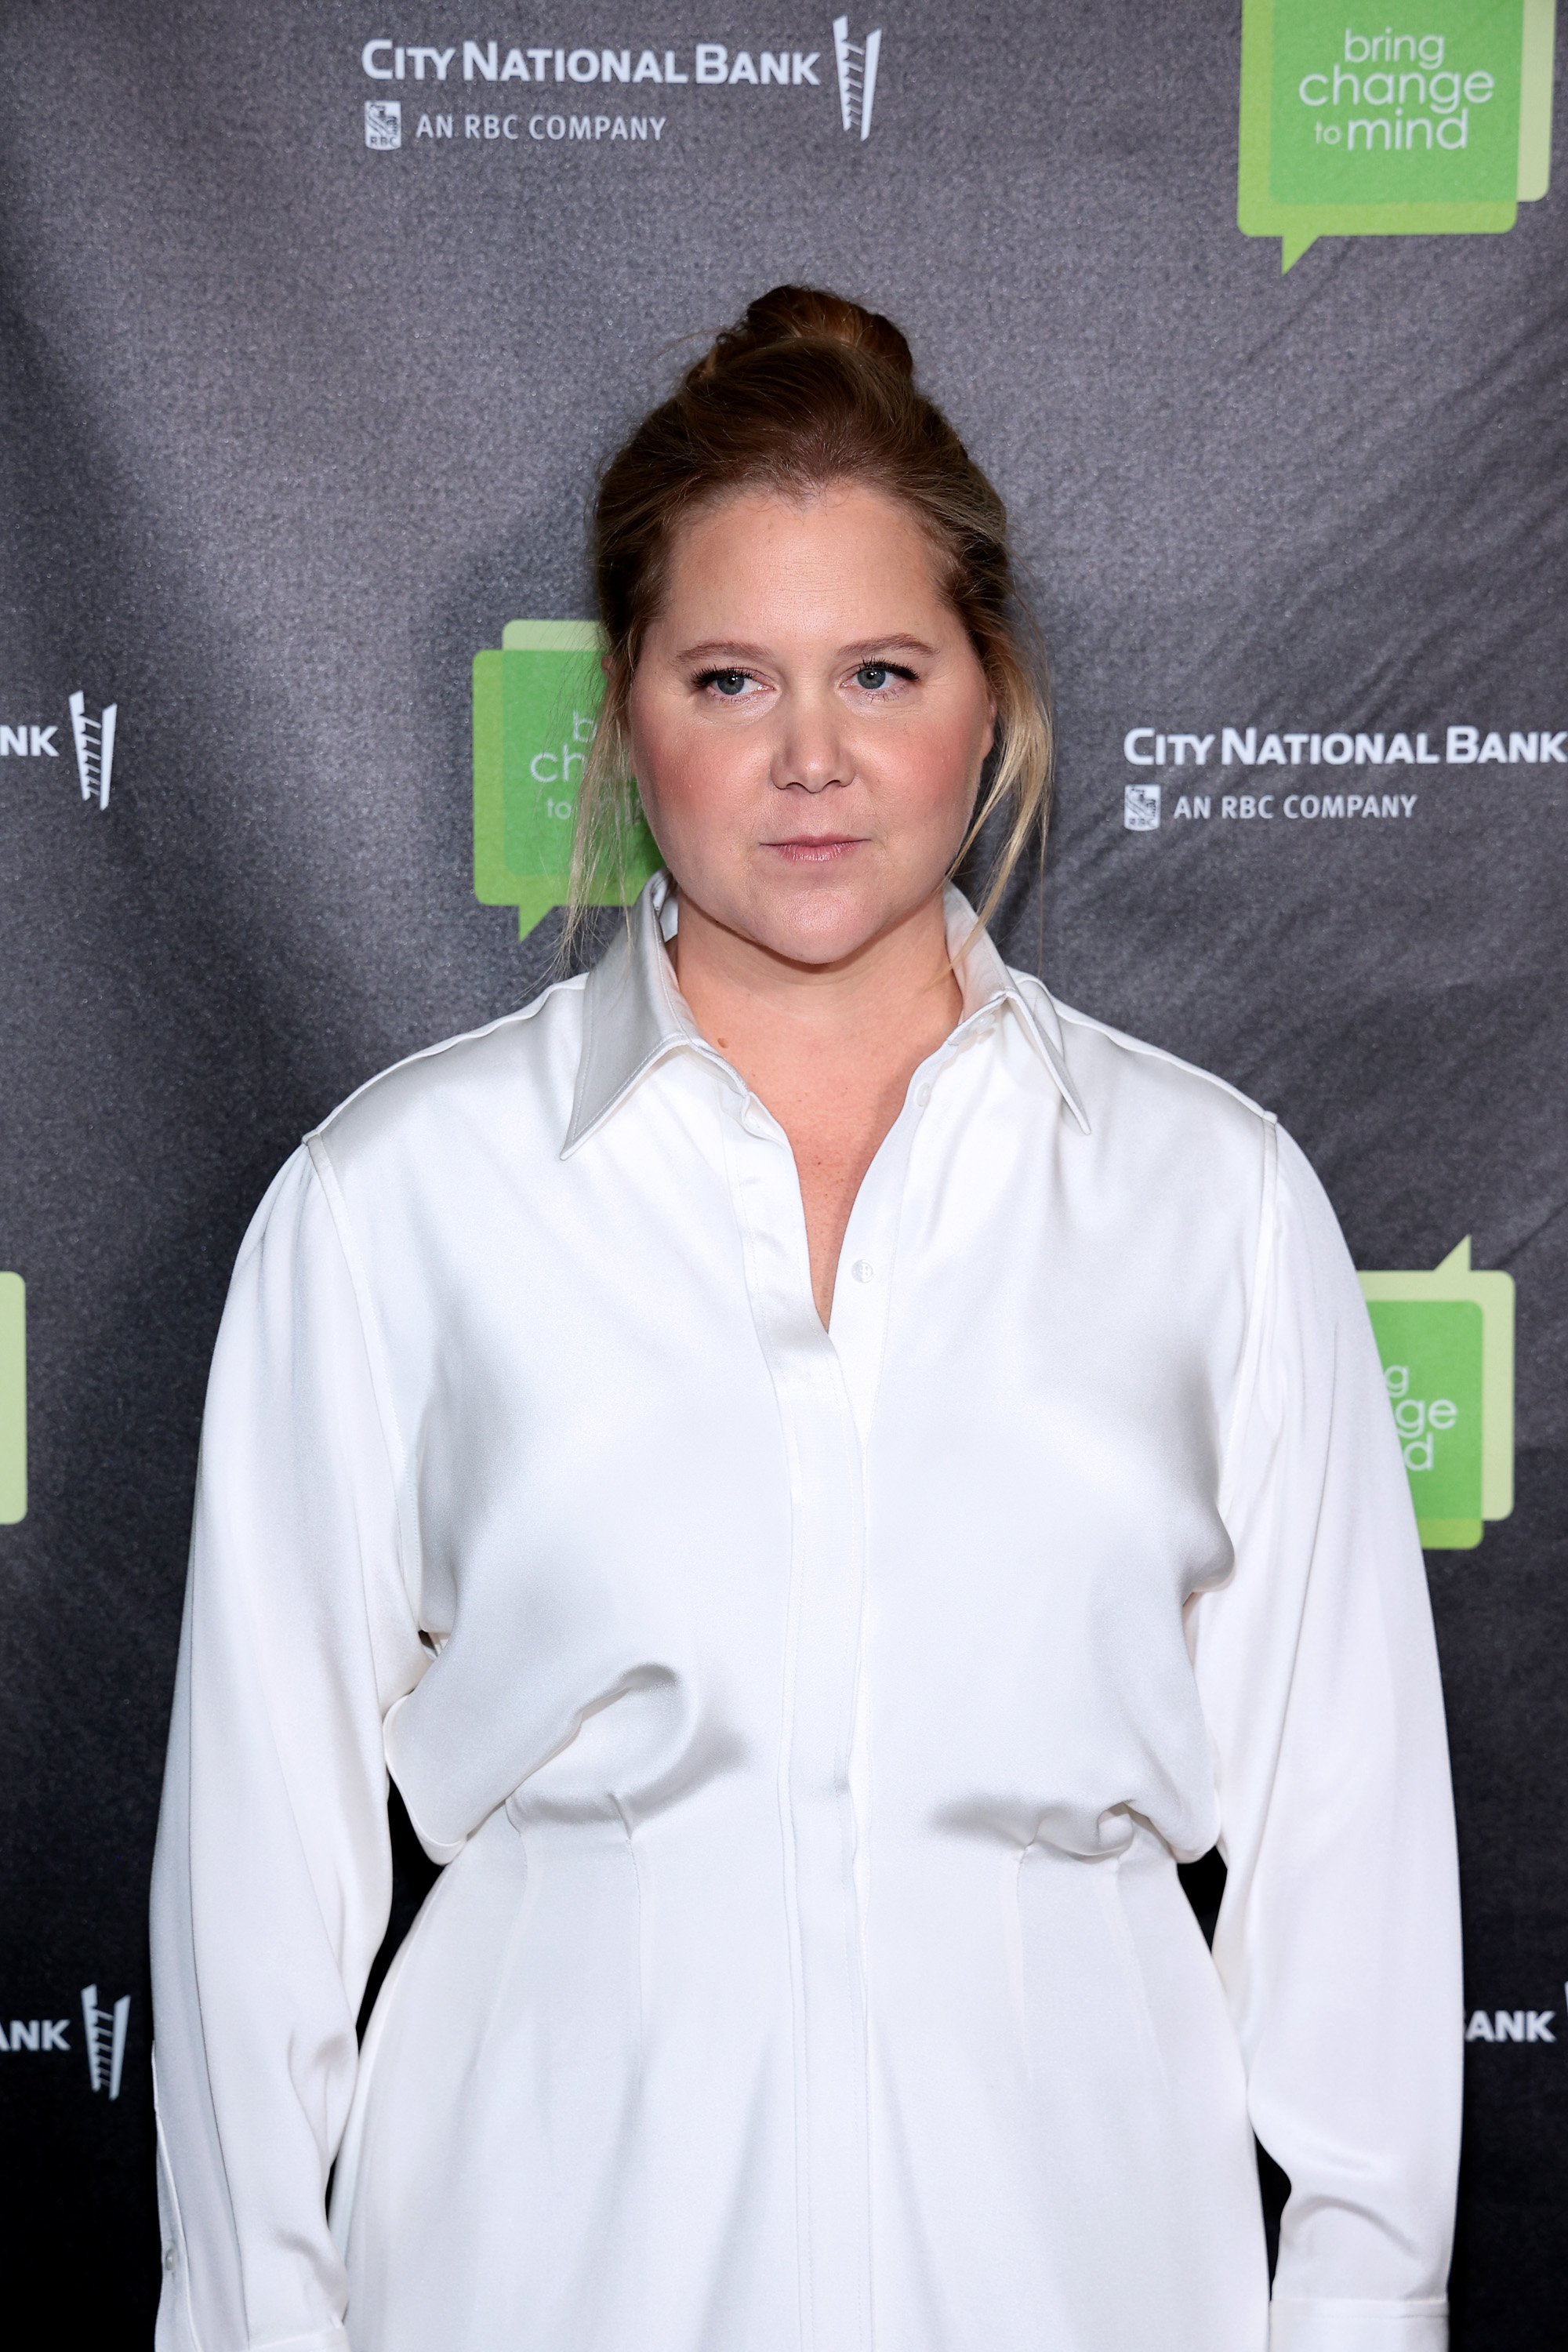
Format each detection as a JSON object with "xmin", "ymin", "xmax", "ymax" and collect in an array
[{"xmin": 151, "ymin": 288, "xmax": 1461, "ymax": 2352}]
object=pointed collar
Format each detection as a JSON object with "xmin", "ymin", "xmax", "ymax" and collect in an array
[{"xmin": 561, "ymin": 872, "xmax": 1090, "ymax": 1158}]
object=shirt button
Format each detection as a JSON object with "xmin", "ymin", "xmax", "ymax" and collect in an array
[
  {"xmin": 164, "ymin": 2249, "xmax": 176, "ymax": 2273},
  {"xmin": 915, "ymin": 1083, "xmax": 932, "ymax": 1108},
  {"xmin": 851, "ymin": 1260, "xmax": 874, "ymax": 1284}
]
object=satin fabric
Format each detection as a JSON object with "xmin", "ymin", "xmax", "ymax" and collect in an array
[{"xmin": 151, "ymin": 879, "xmax": 1461, "ymax": 2352}]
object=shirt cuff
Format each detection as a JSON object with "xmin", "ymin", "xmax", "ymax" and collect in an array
[{"xmin": 1271, "ymin": 2303, "xmax": 1447, "ymax": 2352}]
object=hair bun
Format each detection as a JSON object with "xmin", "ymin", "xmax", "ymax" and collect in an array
[{"xmin": 691, "ymin": 285, "xmax": 915, "ymax": 385}]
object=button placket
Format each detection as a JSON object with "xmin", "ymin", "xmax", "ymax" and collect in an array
[
  {"xmin": 827, "ymin": 1056, "xmax": 949, "ymax": 1446},
  {"xmin": 717, "ymin": 1077, "xmax": 873, "ymax": 2352},
  {"xmin": 829, "ymin": 1203, "xmax": 897, "ymax": 1448}
]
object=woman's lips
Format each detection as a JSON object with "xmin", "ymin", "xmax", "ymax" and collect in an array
[{"xmin": 764, "ymin": 836, "xmax": 865, "ymax": 864}]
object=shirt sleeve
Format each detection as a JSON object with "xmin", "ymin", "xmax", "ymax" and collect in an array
[
  {"xmin": 150, "ymin": 1144, "xmax": 427, "ymax": 2352},
  {"xmin": 1189, "ymin": 1122, "xmax": 1463, "ymax": 2352}
]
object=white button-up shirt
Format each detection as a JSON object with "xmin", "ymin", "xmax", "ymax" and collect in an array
[{"xmin": 151, "ymin": 878, "xmax": 1461, "ymax": 2352}]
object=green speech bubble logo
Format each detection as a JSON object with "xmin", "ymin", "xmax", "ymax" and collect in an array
[
  {"xmin": 1, "ymin": 1273, "xmax": 25, "ymax": 1526},
  {"xmin": 473, "ymin": 621, "xmax": 662, "ymax": 938},
  {"xmin": 1240, "ymin": 0, "xmax": 1555, "ymax": 270},
  {"xmin": 1359, "ymin": 1238, "xmax": 1515, "ymax": 1549}
]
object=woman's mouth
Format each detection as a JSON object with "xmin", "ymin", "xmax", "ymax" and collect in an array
[{"xmin": 764, "ymin": 835, "xmax": 865, "ymax": 865}]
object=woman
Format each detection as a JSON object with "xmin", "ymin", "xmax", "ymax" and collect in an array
[{"xmin": 151, "ymin": 288, "xmax": 1461, "ymax": 2352}]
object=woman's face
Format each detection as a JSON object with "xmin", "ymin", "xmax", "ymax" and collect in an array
[{"xmin": 626, "ymin": 483, "xmax": 996, "ymax": 968}]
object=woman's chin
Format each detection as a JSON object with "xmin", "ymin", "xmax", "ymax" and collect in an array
[{"xmin": 738, "ymin": 887, "xmax": 916, "ymax": 971}]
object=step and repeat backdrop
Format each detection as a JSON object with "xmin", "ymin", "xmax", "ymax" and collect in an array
[{"xmin": 1, "ymin": 2, "xmax": 1563, "ymax": 2340}]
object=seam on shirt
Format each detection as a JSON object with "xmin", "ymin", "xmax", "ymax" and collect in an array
[
  {"xmin": 158, "ymin": 1575, "xmax": 248, "ymax": 2328},
  {"xmin": 1102, "ymin": 1849, "xmax": 1174, "ymax": 2102},
  {"xmin": 210, "ymin": 1551, "xmax": 372, "ymax": 2333},
  {"xmin": 223, "ymin": 1501, "xmax": 388, "ymax": 1973},
  {"xmin": 309, "ymin": 975, "xmax": 581, "ymax": 1142},
  {"xmin": 1052, "ymin": 997, "xmax": 1276, "ymax": 1123},
  {"xmin": 1217, "ymin": 1113, "xmax": 1279, "ymax": 1526},
  {"xmin": 303, "ymin": 1137, "xmax": 423, "ymax": 1635},
  {"xmin": 152, "ymin": 2049, "xmax": 203, "ymax": 2352}
]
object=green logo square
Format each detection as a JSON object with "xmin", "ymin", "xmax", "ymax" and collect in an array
[
  {"xmin": 1367, "ymin": 1299, "xmax": 1483, "ymax": 1522},
  {"xmin": 1240, "ymin": 0, "xmax": 1555, "ymax": 269},
  {"xmin": 1271, "ymin": 3, "xmax": 1523, "ymax": 206},
  {"xmin": 473, "ymin": 622, "xmax": 662, "ymax": 938},
  {"xmin": 1359, "ymin": 1240, "xmax": 1515, "ymax": 1550}
]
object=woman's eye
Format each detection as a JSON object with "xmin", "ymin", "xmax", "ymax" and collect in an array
[
  {"xmin": 855, "ymin": 663, "xmax": 891, "ymax": 691},
  {"xmin": 702, "ymin": 670, "xmax": 753, "ymax": 698}
]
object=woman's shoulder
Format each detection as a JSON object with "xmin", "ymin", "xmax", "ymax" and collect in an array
[
  {"xmin": 1011, "ymin": 971, "xmax": 1274, "ymax": 1146},
  {"xmin": 307, "ymin": 972, "xmax": 590, "ymax": 1178},
  {"xmin": 1014, "ymin": 978, "xmax": 1352, "ymax": 1280}
]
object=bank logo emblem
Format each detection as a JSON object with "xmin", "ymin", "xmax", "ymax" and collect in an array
[
  {"xmin": 1359, "ymin": 1240, "xmax": 1515, "ymax": 1550},
  {"xmin": 473, "ymin": 622, "xmax": 661, "ymax": 937},
  {"xmin": 0, "ymin": 1274, "xmax": 23, "ymax": 1527},
  {"xmin": 82, "ymin": 1985, "xmax": 130, "ymax": 2099},
  {"xmin": 365, "ymin": 99, "xmax": 403, "ymax": 149},
  {"xmin": 1240, "ymin": 0, "xmax": 1555, "ymax": 269},
  {"xmin": 1123, "ymin": 782, "xmax": 1161, "ymax": 830},
  {"xmin": 833, "ymin": 15, "xmax": 882, "ymax": 139},
  {"xmin": 67, "ymin": 690, "xmax": 116, "ymax": 810}
]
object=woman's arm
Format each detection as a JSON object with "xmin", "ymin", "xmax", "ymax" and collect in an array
[
  {"xmin": 151, "ymin": 1148, "xmax": 426, "ymax": 2352},
  {"xmin": 1192, "ymin": 1123, "xmax": 1463, "ymax": 2352}
]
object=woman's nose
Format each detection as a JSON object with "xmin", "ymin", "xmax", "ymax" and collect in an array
[{"xmin": 769, "ymin": 693, "xmax": 851, "ymax": 793}]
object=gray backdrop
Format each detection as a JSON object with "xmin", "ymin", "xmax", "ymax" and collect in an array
[{"xmin": 1, "ymin": 3, "xmax": 1563, "ymax": 2340}]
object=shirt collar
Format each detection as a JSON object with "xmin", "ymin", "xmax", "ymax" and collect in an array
[{"xmin": 561, "ymin": 871, "xmax": 1090, "ymax": 1158}]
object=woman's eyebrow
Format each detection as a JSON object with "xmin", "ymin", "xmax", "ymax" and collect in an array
[
  {"xmin": 675, "ymin": 633, "xmax": 938, "ymax": 663},
  {"xmin": 677, "ymin": 641, "xmax": 772, "ymax": 664}
]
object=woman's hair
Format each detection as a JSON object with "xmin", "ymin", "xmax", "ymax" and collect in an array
[{"xmin": 567, "ymin": 284, "xmax": 1051, "ymax": 947}]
